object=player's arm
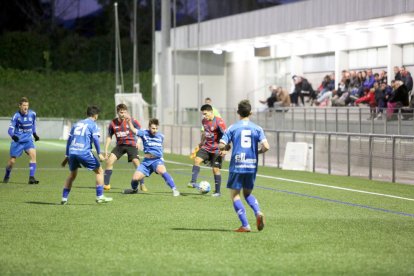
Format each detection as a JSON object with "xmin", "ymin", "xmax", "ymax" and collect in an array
[
  {"xmin": 32, "ymin": 112, "xmax": 39, "ymax": 141},
  {"xmin": 104, "ymin": 136, "xmax": 112, "ymax": 159},
  {"xmin": 199, "ymin": 132, "xmax": 206, "ymax": 148},
  {"xmin": 8, "ymin": 115, "xmax": 19, "ymax": 142},
  {"xmin": 93, "ymin": 135, "xmax": 104, "ymax": 161},
  {"xmin": 62, "ymin": 133, "xmax": 73, "ymax": 167},
  {"xmin": 125, "ymin": 114, "xmax": 138, "ymax": 134},
  {"xmin": 258, "ymin": 139, "xmax": 270, "ymax": 154}
]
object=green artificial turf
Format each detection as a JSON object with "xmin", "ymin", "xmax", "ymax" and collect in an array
[{"xmin": 0, "ymin": 139, "xmax": 413, "ymax": 275}]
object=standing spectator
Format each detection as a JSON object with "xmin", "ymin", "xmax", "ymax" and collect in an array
[
  {"xmin": 219, "ymin": 99, "xmax": 269, "ymax": 232},
  {"xmin": 400, "ymin": 66, "xmax": 413, "ymax": 94},
  {"xmin": 103, "ymin": 104, "xmax": 147, "ymax": 192},
  {"xmin": 394, "ymin": 66, "xmax": 402, "ymax": 81},
  {"xmin": 60, "ymin": 106, "xmax": 112, "ymax": 204},
  {"xmin": 3, "ymin": 97, "xmax": 40, "ymax": 184}
]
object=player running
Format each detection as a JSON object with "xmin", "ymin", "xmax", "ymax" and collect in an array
[
  {"xmin": 103, "ymin": 103, "xmax": 147, "ymax": 192},
  {"xmin": 188, "ymin": 104, "xmax": 226, "ymax": 197},
  {"xmin": 219, "ymin": 100, "xmax": 269, "ymax": 232},
  {"xmin": 60, "ymin": 106, "xmax": 112, "ymax": 204},
  {"xmin": 3, "ymin": 97, "xmax": 40, "ymax": 184},
  {"xmin": 123, "ymin": 117, "xmax": 180, "ymax": 197}
]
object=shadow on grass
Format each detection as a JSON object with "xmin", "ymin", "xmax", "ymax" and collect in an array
[
  {"xmin": 25, "ymin": 201, "xmax": 93, "ymax": 206},
  {"xmin": 2, "ymin": 181, "xmax": 30, "ymax": 185},
  {"xmin": 171, "ymin": 227, "xmax": 233, "ymax": 232}
]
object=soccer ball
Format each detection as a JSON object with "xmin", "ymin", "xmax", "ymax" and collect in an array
[{"xmin": 198, "ymin": 181, "xmax": 211, "ymax": 194}]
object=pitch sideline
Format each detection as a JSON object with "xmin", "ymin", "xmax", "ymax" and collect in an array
[{"xmin": 165, "ymin": 160, "xmax": 414, "ymax": 202}]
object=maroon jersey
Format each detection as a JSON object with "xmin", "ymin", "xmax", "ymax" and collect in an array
[
  {"xmin": 108, "ymin": 118, "xmax": 141, "ymax": 146},
  {"xmin": 201, "ymin": 117, "xmax": 226, "ymax": 153}
]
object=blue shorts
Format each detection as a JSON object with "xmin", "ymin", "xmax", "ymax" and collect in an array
[
  {"xmin": 227, "ymin": 172, "xmax": 256, "ymax": 190},
  {"xmin": 10, "ymin": 140, "xmax": 35, "ymax": 157},
  {"xmin": 68, "ymin": 152, "xmax": 100, "ymax": 171},
  {"xmin": 137, "ymin": 158, "xmax": 165, "ymax": 177}
]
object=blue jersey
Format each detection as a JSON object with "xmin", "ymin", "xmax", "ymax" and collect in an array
[
  {"xmin": 8, "ymin": 110, "xmax": 37, "ymax": 143},
  {"xmin": 67, "ymin": 118, "xmax": 101, "ymax": 156},
  {"xmin": 136, "ymin": 129, "xmax": 164, "ymax": 158},
  {"xmin": 221, "ymin": 119, "xmax": 267, "ymax": 174}
]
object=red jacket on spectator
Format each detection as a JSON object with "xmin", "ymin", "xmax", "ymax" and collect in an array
[{"xmin": 355, "ymin": 89, "xmax": 376, "ymax": 107}]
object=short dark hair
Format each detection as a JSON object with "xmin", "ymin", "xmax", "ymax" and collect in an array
[
  {"xmin": 149, "ymin": 118, "xmax": 159, "ymax": 127},
  {"xmin": 116, "ymin": 103, "xmax": 128, "ymax": 112},
  {"xmin": 87, "ymin": 105, "xmax": 100, "ymax": 117},
  {"xmin": 19, "ymin": 97, "xmax": 29, "ymax": 105},
  {"xmin": 200, "ymin": 104, "xmax": 213, "ymax": 112},
  {"xmin": 237, "ymin": 100, "xmax": 251, "ymax": 118}
]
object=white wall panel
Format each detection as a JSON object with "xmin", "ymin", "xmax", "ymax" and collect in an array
[
  {"xmin": 173, "ymin": 0, "xmax": 414, "ymax": 49},
  {"xmin": 402, "ymin": 44, "xmax": 414, "ymax": 64}
]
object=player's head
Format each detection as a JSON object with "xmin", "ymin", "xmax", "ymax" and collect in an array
[
  {"xmin": 148, "ymin": 118, "xmax": 159, "ymax": 135},
  {"xmin": 200, "ymin": 104, "xmax": 214, "ymax": 120},
  {"xmin": 237, "ymin": 100, "xmax": 252, "ymax": 118},
  {"xmin": 204, "ymin": 97, "xmax": 212, "ymax": 104},
  {"xmin": 19, "ymin": 97, "xmax": 29, "ymax": 114},
  {"xmin": 87, "ymin": 105, "xmax": 100, "ymax": 120},
  {"xmin": 116, "ymin": 103, "xmax": 128, "ymax": 120}
]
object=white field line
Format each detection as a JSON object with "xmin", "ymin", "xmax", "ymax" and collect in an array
[
  {"xmin": 38, "ymin": 141, "xmax": 66, "ymax": 148},
  {"xmin": 165, "ymin": 160, "xmax": 414, "ymax": 202}
]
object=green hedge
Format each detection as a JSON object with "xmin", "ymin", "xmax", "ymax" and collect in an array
[{"xmin": 0, "ymin": 68, "xmax": 152, "ymax": 120}]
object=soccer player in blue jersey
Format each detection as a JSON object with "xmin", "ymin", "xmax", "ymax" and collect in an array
[
  {"xmin": 60, "ymin": 106, "xmax": 112, "ymax": 204},
  {"xmin": 219, "ymin": 100, "xmax": 270, "ymax": 232},
  {"xmin": 3, "ymin": 97, "xmax": 40, "ymax": 184},
  {"xmin": 123, "ymin": 117, "xmax": 180, "ymax": 197}
]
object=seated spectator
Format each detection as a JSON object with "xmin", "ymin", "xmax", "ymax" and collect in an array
[
  {"xmin": 274, "ymin": 87, "xmax": 291, "ymax": 109},
  {"xmin": 260, "ymin": 85, "xmax": 278, "ymax": 113},
  {"xmin": 355, "ymin": 87, "xmax": 376, "ymax": 119},
  {"xmin": 386, "ymin": 80, "xmax": 409, "ymax": 120},
  {"xmin": 374, "ymin": 82, "xmax": 387, "ymax": 120}
]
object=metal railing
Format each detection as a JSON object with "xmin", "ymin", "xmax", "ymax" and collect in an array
[
  {"xmin": 160, "ymin": 125, "xmax": 414, "ymax": 185},
  {"xmin": 179, "ymin": 106, "xmax": 414, "ymax": 135}
]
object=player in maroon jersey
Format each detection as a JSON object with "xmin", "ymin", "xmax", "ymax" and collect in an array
[
  {"xmin": 103, "ymin": 104, "xmax": 147, "ymax": 191},
  {"xmin": 188, "ymin": 104, "xmax": 227, "ymax": 196}
]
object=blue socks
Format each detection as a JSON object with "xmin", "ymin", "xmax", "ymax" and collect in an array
[
  {"xmin": 29, "ymin": 163, "xmax": 36, "ymax": 177},
  {"xmin": 96, "ymin": 185, "xmax": 104, "ymax": 197},
  {"xmin": 162, "ymin": 172, "xmax": 176, "ymax": 189},
  {"xmin": 4, "ymin": 166, "xmax": 11, "ymax": 179},
  {"xmin": 233, "ymin": 199, "xmax": 249, "ymax": 227},
  {"xmin": 104, "ymin": 170, "xmax": 113, "ymax": 185},
  {"xmin": 214, "ymin": 174, "xmax": 221, "ymax": 193},
  {"xmin": 190, "ymin": 166, "xmax": 200, "ymax": 183},
  {"xmin": 131, "ymin": 180, "xmax": 139, "ymax": 190},
  {"xmin": 62, "ymin": 188, "xmax": 71, "ymax": 200},
  {"xmin": 245, "ymin": 194, "xmax": 261, "ymax": 216}
]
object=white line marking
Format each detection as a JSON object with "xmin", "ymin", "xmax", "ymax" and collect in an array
[
  {"xmin": 165, "ymin": 160, "xmax": 414, "ymax": 202},
  {"xmin": 38, "ymin": 141, "xmax": 66, "ymax": 148}
]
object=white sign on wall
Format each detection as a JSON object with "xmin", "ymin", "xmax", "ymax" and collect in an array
[{"xmin": 282, "ymin": 142, "xmax": 313, "ymax": 172}]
